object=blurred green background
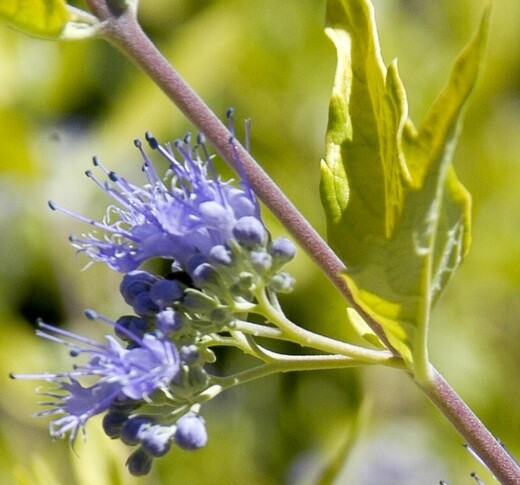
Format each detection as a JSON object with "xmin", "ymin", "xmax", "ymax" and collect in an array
[{"xmin": 1, "ymin": 0, "xmax": 519, "ymax": 483}]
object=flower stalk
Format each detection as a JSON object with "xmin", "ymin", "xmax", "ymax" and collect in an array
[
  {"xmin": 84, "ymin": 0, "xmax": 396, "ymax": 345},
  {"xmin": 67, "ymin": 1, "xmax": 520, "ymax": 482}
]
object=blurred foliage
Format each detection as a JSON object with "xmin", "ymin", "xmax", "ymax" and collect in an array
[
  {"xmin": 0, "ymin": 0, "xmax": 519, "ymax": 483},
  {"xmin": 0, "ymin": 0, "xmax": 69, "ymax": 39}
]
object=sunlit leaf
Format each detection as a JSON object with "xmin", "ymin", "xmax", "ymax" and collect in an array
[
  {"xmin": 0, "ymin": 0, "xmax": 69, "ymax": 38},
  {"xmin": 321, "ymin": 0, "xmax": 489, "ymax": 366},
  {"xmin": 346, "ymin": 307, "xmax": 385, "ymax": 349}
]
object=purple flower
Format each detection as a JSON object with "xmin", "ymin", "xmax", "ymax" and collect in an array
[
  {"xmin": 50, "ymin": 133, "xmax": 263, "ymax": 273},
  {"xmin": 11, "ymin": 313, "xmax": 180, "ymax": 443}
]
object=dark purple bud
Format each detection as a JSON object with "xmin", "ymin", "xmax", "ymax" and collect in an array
[
  {"xmin": 126, "ymin": 448, "xmax": 153, "ymax": 476},
  {"xmin": 121, "ymin": 417, "xmax": 151, "ymax": 446},
  {"xmin": 139, "ymin": 424, "xmax": 174, "ymax": 457},
  {"xmin": 233, "ymin": 216, "xmax": 266, "ymax": 247},
  {"xmin": 115, "ymin": 315, "xmax": 149, "ymax": 341},
  {"xmin": 149, "ymin": 279, "xmax": 184, "ymax": 307},
  {"xmin": 102, "ymin": 411, "xmax": 129, "ymax": 438},
  {"xmin": 132, "ymin": 292, "xmax": 160, "ymax": 317},
  {"xmin": 175, "ymin": 413, "xmax": 208, "ymax": 450},
  {"xmin": 185, "ymin": 254, "xmax": 207, "ymax": 275},
  {"xmin": 120, "ymin": 271, "xmax": 157, "ymax": 305}
]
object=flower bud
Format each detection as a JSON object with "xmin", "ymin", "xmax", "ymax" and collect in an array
[
  {"xmin": 138, "ymin": 424, "xmax": 174, "ymax": 457},
  {"xmin": 150, "ymin": 279, "xmax": 184, "ymax": 307},
  {"xmin": 120, "ymin": 271, "xmax": 156, "ymax": 305},
  {"xmin": 121, "ymin": 417, "xmax": 151, "ymax": 446},
  {"xmin": 126, "ymin": 448, "xmax": 153, "ymax": 476},
  {"xmin": 269, "ymin": 237, "xmax": 296, "ymax": 266},
  {"xmin": 175, "ymin": 413, "xmax": 208, "ymax": 450},
  {"xmin": 156, "ymin": 309, "xmax": 183, "ymax": 333},
  {"xmin": 131, "ymin": 291, "xmax": 159, "ymax": 317},
  {"xmin": 250, "ymin": 251, "xmax": 272, "ymax": 275},
  {"xmin": 115, "ymin": 315, "xmax": 149, "ymax": 341},
  {"xmin": 192, "ymin": 263, "xmax": 221, "ymax": 289},
  {"xmin": 102, "ymin": 410, "xmax": 129, "ymax": 438},
  {"xmin": 180, "ymin": 344, "xmax": 201, "ymax": 365},
  {"xmin": 208, "ymin": 245, "xmax": 233, "ymax": 265},
  {"xmin": 269, "ymin": 272, "xmax": 295, "ymax": 293},
  {"xmin": 233, "ymin": 216, "xmax": 266, "ymax": 247}
]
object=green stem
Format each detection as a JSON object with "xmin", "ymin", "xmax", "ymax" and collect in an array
[
  {"xmin": 214, "ymin": 353, "xmax": 369, "ymax": 390},
  {"xmin": 192, "ymin": 353, "xmax": 369, "ymax": 407},
  {"xmin": 253, "ymin": 288, "xmax": 402, "ymax": 367}
]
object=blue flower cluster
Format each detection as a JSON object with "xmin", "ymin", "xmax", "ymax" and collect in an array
[{"xmin": 12, "ymin": 130, "xmax": 296, "ymax": 475}]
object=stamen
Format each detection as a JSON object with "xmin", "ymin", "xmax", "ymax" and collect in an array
[
  {"xmin": 245, "ymin": 118, "xmax": 251, "ymax": 153},
  {"xmin": 228, "ymin": 136, "xmax": 257, "ymax": 213},
  {"xmin": 470, "ymin": 472, "xmax": 485, "ymax": 485},
  {"xmin": 226, "ymin": 107, "xmax": 235, "ymax": 133},
  {"xmin": 145, "ymin": 131, "xmax": 159, "ymax": 149},
  {"xmin": 48, "ymin": 200, "xmax": 119, "ymax": 232},
  {"xmin": 85, "ymin": 309, "xmax": 146, "ymax": 348}
]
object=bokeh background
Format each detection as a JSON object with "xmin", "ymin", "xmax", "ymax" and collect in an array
[{"xmin": 1, "ymin": 0, "xmax": 519, "ymax": 483}]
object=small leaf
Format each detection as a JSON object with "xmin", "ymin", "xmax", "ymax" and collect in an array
[
  {"xmin": 346, "ymin": 308, "xmax": 385, "ymax": 349},
  {"xmin": 0, "ymin": 0, "xmax": 69, "ymax": 38},
  {"xmin": 321, "ymin": 0, "xmax": 489, "ymax": 367}
]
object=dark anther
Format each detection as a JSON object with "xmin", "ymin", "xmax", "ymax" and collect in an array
[
  {"xmin": 84, "ymin": 309, "xmax": 98, "ymax": 320},
  {"xmin": 145, "ymin": 131, "xmax": 159, "ymax": 149}
]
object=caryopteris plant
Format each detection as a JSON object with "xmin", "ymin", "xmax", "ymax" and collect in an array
[{"xmin": 4, "ymin": 0, "xmax": 520, "ymax": 483}]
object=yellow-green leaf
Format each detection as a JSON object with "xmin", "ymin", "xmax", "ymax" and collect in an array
[
  {"xmin": 321, "ymin": 0, "xmax": 489, "ymax": 368},
  {"xmin": 0, "ymin": 0, "xmax": 69, "ymax": 38}
]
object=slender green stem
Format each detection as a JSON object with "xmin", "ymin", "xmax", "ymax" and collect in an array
[
  {"xmin": 214, "ymin": 353, "xmax": 369, "ymax": 390},
  {"xmin": 191, "ymin": 354, "xmax": 368, "ymax": 407},
  {"xmin": 253, "ymin": 287, "xmax": 403, "ymax": 367},
  {"xmin": 206, "ymin": 319, "xmax": 405, "ymax": 370},
  {"xmin": 414, "ymin": 271, "xmax": 433, "ymax": 385}
]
